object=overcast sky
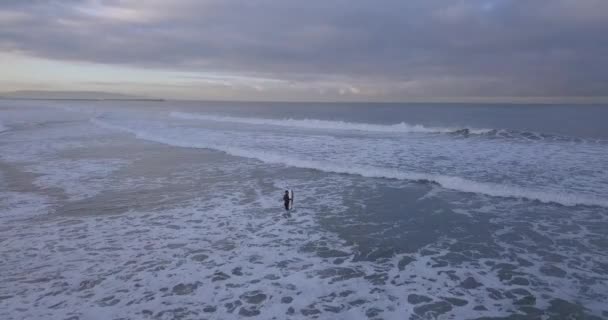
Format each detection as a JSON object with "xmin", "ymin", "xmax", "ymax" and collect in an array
[{"xmin": 1, "ymin": 0, "xmax": 607, "ymax": 102}]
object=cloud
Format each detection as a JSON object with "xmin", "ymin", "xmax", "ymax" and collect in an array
[{"xmin": 1, "ymin": 0, "xmax": 607, "ymax": 100}]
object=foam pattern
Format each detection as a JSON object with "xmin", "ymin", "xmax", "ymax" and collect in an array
[{"xmin": 1, "ymin": 101, "xmax": 606, "ymax": 320}]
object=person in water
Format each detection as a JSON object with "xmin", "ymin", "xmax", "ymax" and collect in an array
[{"xmin": 283, "ymin": 190, "xmax": 290, "ymax": 211}]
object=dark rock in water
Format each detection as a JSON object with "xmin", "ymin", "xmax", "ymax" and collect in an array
[
  {"xmin": 212, "ymin": 271, "xmax": 230, "ymax": 282},
  {"xmin": 398, "ymin": 256, "xmax": 415, "ymax": 271},
  {"xmin": 333, "ymin": 258, "xmax": 345, "ymax": 265},
  {"xmin": 366, "ymin": 307, "xmax": 383, "ymax": 317},
  {"xmin": 473, "ymin": 305, "xmax": 487, "ymax": 311},
  {"xmin": 414, "ymin": 301, "xmax": 452, "ymax": 316},
  {"xmin": 408, "ymin": 294, "xmax": 432, "ymax": 304},
  {"xmin": 510, "ymin": 277, "xmax": 530, "ymax": 286},
  {"xmin": 281, "ymin": 296, "xmax": 293, "ymax": 304},
  {"xmin": 172, "ymin": 282, "xmax": 200, "ymax": 295},
  {"xmin": 238, "ymin": 306, "xmax": 260, "ymax": 317},
  {"xmin": 190, "ymin": 254, "xmax": 208, "ymax": 262},
  {"xmin": 286, "ymin": 307, "xmax": 295, "ymax": 315},
  {"xmin": 240, "ymin": 291, "xmax": 267, "ymax": 304},
  {"xmin": 460, "ymin": 277, "xmax": 483, "ymax": 289},
  {"xmin": 514, "ymin": 295, "xmax": 536, "ymax": 306},
  {"xmin": 203, "ymin": 306, "xmax": 216, "ymax": 313},
  {"xmin": 540, "ymin": 264, "xmax": 567, "ymax": 278},
  {"xmin": 443, "ymin": 297, "xmax": 468, "ymax": 306}
]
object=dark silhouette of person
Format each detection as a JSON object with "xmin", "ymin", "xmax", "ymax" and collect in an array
[{"xmin": 283, "ymin": 190, "xmax": 290, "ymax": 211}]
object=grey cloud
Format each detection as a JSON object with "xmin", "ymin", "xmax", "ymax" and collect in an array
[{"xmin": 1, "ymin": 0, "xmax": 607, "ymax": 98}]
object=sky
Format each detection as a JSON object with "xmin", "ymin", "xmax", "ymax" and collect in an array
[{"xmin": 1, "ymin": 0, "xmax": 607, "ymax": 102}]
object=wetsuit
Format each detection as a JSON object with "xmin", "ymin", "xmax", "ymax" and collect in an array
[{"xmin": 283, "ymin": 193, "xmax": 290, "ymax": 211}]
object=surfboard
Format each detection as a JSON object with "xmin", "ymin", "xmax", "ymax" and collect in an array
[{"xmin": 288, "ymin": 190, "xmax": 294, "ymax": 210}]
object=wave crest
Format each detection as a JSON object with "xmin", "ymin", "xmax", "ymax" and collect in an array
[
  {"xmin": 170, "ymin": 111, "xmax": 492, "ymax": 134},
  {"xmin": 92, "ymin": 118, "xmax": 608, "ymax": 208}
]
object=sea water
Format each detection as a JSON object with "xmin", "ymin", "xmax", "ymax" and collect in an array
[{"xmin": 1, "ymin": 100, "xmax": 607, "ymax": 319}]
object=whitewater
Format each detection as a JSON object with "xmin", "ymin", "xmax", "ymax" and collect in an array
[
  {"xmin": 93, "ymin": 118, "xmax": 608, "ymax": 208},
  {"xmin": 2, "ymin": 100, "xmax": 607, "ymax": 320},
  {"xmin": 170, "ymin": 111, "xmax": 494, "ymax": 134}
]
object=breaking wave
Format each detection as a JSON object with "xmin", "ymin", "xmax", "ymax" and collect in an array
[
  {"xmin": 92, "ymin": 118, "xmax": 608, "ymax": 208},
  {"xmin": 170, "ymin": 111, "xmax": 492, "ymax": 134},
  {"xmin": 476, "ymin": 129, "xmax": 600, "ymax": 143},
  {"xmin": 171, "ymin": 111, "xmax": 605, "ymax": 143}
]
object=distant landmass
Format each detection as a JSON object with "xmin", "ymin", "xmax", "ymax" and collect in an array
[{"xmin": 0, "ymin": 90, "xmax": 164, "ymax": 101}]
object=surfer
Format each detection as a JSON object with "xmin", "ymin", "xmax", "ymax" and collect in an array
[{"xmin": 283, "ymin": 190, "xmax": 290, "ymax": 211}]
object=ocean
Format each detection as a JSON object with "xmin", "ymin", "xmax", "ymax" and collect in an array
[{"xmin": 1, "ymin": 100, "xmax": 607, "ymax": 319}]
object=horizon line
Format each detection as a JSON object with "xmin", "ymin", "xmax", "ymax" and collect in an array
[{"xmin": 2, "ymin": 90, "xmax": 608, "ymax": 105}]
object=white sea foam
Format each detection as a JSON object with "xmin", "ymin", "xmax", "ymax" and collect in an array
[
  {"xmin": 3, "ymin": 106, "xmax": 605, "ymax": 319},
  {"xmin": 0, "ymin": 177, "xmax": 390, "ymax": 320},
  {"xmin": 170, "ymin": 111, "xmax": 492, "ymax": 134},
  {"xmin": 0, "ymin": 192, "xmax": 51, "ymax": 222},
  {"xmin": 92, "ymin": 118, "xmax": 608, "ymax": 208},
  {"xmin": 28, "ymin": 159, "xmax": 130, "ymax": 200},
  {"xmin": 3, "ymin": 157, "xmax": 603, "ymax": 319},
  {"xmin": 0, "ymin": 114, "xmax": 134, "ymax": 200}
]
